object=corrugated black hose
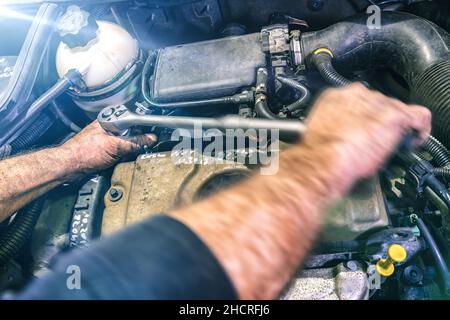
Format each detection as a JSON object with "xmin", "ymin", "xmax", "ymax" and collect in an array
[
  {"xmin": 0, "ymin": 198, "xmax": 45, "ymax": 267},
  {"xmin": 413, "ymin": 61, "xmax": 450, "ymax": 148},
  {"xmin": 9, "ymin": 113, "xmax": 54, "ymax": 155},
  {"xmin": 434, "ymin": 167, "xmax": 450, "ymax": 179},
  {"xmin": 0, "ymin": 114, "xmax": 53, "ymax": 161},
  {"xmin": 423, "ymin": 135, "xmax": 450, "ymax": 168},
  {"xmin": 312, "ymin": 50, "xmax": 352, "ymax": 87},
  {"xmin": 414, "ymin": 136, "xmax": 450, "ymax": 178},
  {"xmin": 0, "ymin": 114, "xmax": 54, "ymax": 267}
]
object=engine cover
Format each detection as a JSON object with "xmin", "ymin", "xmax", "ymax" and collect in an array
[
  {"xmin": 102, "ymin": 152, "xmax": 389, "ymax": 241},
  {"xmin": 150, "ymin": 33, "xmax": 266, "ymax": 102}
]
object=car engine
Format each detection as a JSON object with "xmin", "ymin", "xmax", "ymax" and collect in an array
[{"xmin": 0, "ymin": 0, "xmax": 450, "ymax": 300}]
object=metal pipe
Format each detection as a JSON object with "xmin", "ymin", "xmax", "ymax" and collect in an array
[{"xmin": 25, "ymin": 77, "xmax": 73, "ymax": 118}]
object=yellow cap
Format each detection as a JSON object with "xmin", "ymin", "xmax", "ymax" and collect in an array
[
  {"xmin": 376, "ymin": 258, "xmax": 395, "ymax": 277},
  {"xmin": 376, "ymin": 244, "xmax": 407, "ymax": 277},
  {"xmin": 388, "ymin": 244, "xmax": 407, "ymax": 263}
]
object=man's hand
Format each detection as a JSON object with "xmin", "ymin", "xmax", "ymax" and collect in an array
[
  {"xmin": 302, "ymin": 83, "xmax": 431, "ymax": 194},
  {"xmin": 170, "ymin": 84, "xmax": 432, "ymax": 299},
  {"xmin": 0, "ymin": 120, "xmax": 156, "ymax": 222},
  {"xmin": 61, "ymin": 121, "xmax": 157, "ymax": 173}
]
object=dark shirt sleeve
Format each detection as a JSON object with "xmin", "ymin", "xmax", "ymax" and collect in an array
[{"xmin": 4, "ymin": 215, "xmax": 237, "ymax": 300}]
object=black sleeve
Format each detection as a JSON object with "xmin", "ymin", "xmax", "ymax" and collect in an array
[{"xmin": 4, "ymin": 215, "xmax": 238, "ymax": 300}]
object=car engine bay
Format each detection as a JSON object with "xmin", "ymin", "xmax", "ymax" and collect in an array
[{"xmin": 0, "ymin": 0, "xmax": 450, "ymax": 300}]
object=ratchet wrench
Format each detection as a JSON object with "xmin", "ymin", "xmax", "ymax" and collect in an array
[{"xmin": 98, "ymin": 105, "xmax": 307, "ymax": 138}]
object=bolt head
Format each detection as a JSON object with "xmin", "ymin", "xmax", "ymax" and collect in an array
[
  {"xmin": 109, "ymin": 188, "xmax": 123, "ymax": 202},
  {"xmin": 102, "ymin": 107, "xmax": 115, "ymax": 119}
]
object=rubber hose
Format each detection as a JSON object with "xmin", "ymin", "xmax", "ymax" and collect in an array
[
  {"xmin": 406, "ymin": 1, "xmax": 450, "ymax": 32},
  {"xmin": 255, "ymin": 97, "xmax": 280, "ymax": 120},
  {"xmin": 302, "ymin": 12, "xmax": 450, "ymax": 146},
  {"xmin": 254, "ymin": 68, "xmax": 282, "ymax": 120},
  {"xmin": 276, "ymin": 76, "xmax": 311, "ymax": 112},
  {"xmin": 9, "ymin": 114, "xmax": 53, "ymax": 155},
  {"xmin": 312, "ymin": 52, "xmax": 352, "ymax": 87},
  {"xmin": 0, "ymin": 198, "xmax": 44, "ymax": 266},
  {"xmin": 423, "ymin": 135, "xmax": 450, "ymax": 167},
  {"xmin": 434, "ymin": 167, "xmax": 450, "ymax": 179},
  {"xmin": 412, "ymin": 61, "xmax": 450, "ymax": 148},
  {"xmin": 413, "ymin": 216, "xmax": 450, "ymax": 297}
]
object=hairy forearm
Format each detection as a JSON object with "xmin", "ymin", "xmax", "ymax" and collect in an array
[
  {"xmin": 0, "ymin": 120, "xmax": 156, "ymax": 222},
  {"xmin": 170, "ymin": 143, "xmax": 354, "ymax": 299},
  {"xmin": 0, "ymin": 145, "xmax": 84, "ymax": 222}
]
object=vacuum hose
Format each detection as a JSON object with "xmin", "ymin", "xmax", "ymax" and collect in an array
[{"xmin": 302, "ymin": 12, "xmax": 450, "ymax": 146}]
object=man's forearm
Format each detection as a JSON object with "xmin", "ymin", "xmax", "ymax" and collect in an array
[
  {"xmin": 0, "ymin": 145, "xmax": 84, "ymax": 221},
  {"xmin": 0, "ymin": 120, "xmax": 156, "ymax": 223},
  {"xmin": 170, "ymin": 143, "xmax": 353, "ymax": 300}
]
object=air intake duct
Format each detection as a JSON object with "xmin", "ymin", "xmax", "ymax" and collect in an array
[{"xmin": 301, "ymin": 12, "xmax": 450, "ymax": 146}]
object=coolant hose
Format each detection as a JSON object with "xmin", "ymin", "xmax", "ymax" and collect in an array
[
  {"xmin": 301, "ymin": 12, "xmax": 450, "ymax": 146},
  {"xmin": 412, "ymin": 215, "xmax": 450, "ymax": 296},
  {"xmin": 0, "ymin": 198, "xmax": 44, "ymax": 266},
  {"xmin": 311, "ymin": 49, "xmax": 352, "ymax": 87}
]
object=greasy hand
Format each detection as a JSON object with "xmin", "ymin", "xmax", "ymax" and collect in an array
[
  {"xmin": 62, "ymin": 121, "xmax": 157, "ymax": 173},
  {"xmin": 302, "ymin": 83, "xmax": 431, "ymax": 192}
]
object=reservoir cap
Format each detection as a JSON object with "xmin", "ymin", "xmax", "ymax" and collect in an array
[{"xmin": 56, "ymin": 5, "xmax": 99, "ymax": 49}]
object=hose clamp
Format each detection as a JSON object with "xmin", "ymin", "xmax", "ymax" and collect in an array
[{"xmin": 313, "ymin": 48, "xmax": 334, "ymax": 58}]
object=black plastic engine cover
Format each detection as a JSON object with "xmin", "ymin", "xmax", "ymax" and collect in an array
[{"xmin": 150, "ymin": 33, "xmax": 266, "ymax": 102}]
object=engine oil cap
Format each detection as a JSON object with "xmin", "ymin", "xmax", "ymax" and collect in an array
[{"xmin": 376, "ymin": 244, "xmax": 407, "ymax": 277}]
